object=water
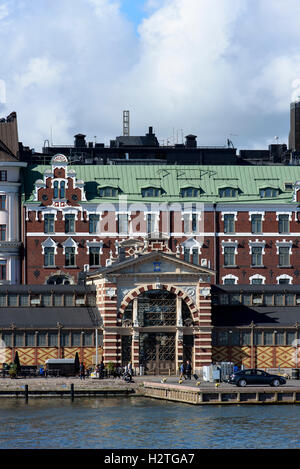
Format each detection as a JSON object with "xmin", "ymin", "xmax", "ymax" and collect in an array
[{"xmin": 0, "ymin": 397, "xmax": 299, "ymax": 449}]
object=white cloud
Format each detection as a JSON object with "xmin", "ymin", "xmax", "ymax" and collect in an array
[{"xmin": 1, "ymin": 0, "xmax": 300, "ymax": 150}]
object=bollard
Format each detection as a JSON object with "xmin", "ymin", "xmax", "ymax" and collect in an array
[
  {"xmin": 25, "ymin": 384, "xmax": 28, "ymax": 402},
  {"xmin": 70, "ymin": 383, "xmax": 74, "ymax": 401}
]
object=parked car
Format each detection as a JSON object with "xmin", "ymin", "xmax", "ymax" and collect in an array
[{"xmin": 228, "ymin": 369, "xmax": 286, "ymax": 387}]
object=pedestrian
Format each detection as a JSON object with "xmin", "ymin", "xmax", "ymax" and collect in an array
[
  {"xmin": 186, "ymin": 360, "xmax": 192, "ymax": 380},
  {"xmin": 99, "ymin": 360, "xmax": 105, "ymax": 379},
  {"xmin": 79, "ymin": 362, "xmax": 85, "ymax": 380},
  {"xmin": 128, "ymin": 362, "xmax": 133, "ymax": 378},
  {"xmin": 179, "ymin": 362, "xmax": 185, "ymax": 380}
]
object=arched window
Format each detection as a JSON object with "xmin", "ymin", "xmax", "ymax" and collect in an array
[
  {"xmin": 141, "ymin": 187, "xmax": 161, "ymax": 197},
  {"xmin": 53, "ymin": 181, "xmax": 59, "ymax": 199},
  {"xmin": 219, "ymin": 187, "xmax": 238, "ymax": 198},
  {"xmin": 259, "ymin": 187, "xmax": 279, "ymax": 198},
  {"xmin": 60, "ymin": 181, "xmax": 65, "ymax": 199}
]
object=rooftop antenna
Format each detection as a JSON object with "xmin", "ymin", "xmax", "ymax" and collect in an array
[{"xmin": 123, "ymin": 110, "xmax": 130, "ymax": 137}]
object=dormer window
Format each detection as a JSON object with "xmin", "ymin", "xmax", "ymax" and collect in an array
[
  {"xmin": 141, "ymin": 187, "xmax": 162, "ymax": 197},
  {"xmin": 99, "ymin": 187, "xmax": 118, "ymax": 197},
  {"xmin": 180, "ymin": 187, "xmax": 201, "ymax": 197},
  {"xmin": 259, "ymin": 187, "xmax": 279, "ymax": 198},
  {"xmin": 53, "ymin": 180, "xmax": 66, "ymax": 199},
  {"xmin": 219, "ymin": 187, "xmax": 238, "ymax": 198}
]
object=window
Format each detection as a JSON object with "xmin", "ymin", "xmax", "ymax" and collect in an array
[
  {"xmin": 8, "ymin": 294, "xmax": 18, "ymax": 306},
  {"xmin": 89, "ymin": 214, "xmax": 99, "ymax": 234},
  {"xmin": 220, "ymin": 294, "xmax": 229, "ymax": 305},
  {"xmin": 253, "ymin": 293, "xmax": 263, "ymax": 305},
  {"xmin": 15, "ymin": 333, "xmax": 24, "ymax": 347},
  {"xmin": 53, "ymin": 181, "xmax": 59, "ymax": 199},
  {"xmin": 191, "ymin": 248, "xmax": 199, "ymax": 265},
  {"xmin": 284, "ymin": 182, "xmax": 293, "ymax": 191},
  {"xmin": 99, "ymin": 187, "xmax": 118, "ymax": 197},
  {"xmin": 251, "ymin": 214, "xmax": 262, "ymax": 234},
  {"xmin": 65, "ymin": 247, "xmax": 76, "ymax": 267},
  {"xmin": 230, "ymin": 331, "xmax": 240, "ymax": 346},
  {"xmin": 241, "ymin": 331, "xmax": 251, "ymax": 346},
  {"xmin": 20, "ymin": 294, "xmax": 29, "ymax": 306},
  {"xmin": 89, "ymin": 246, "xmax": 100, "ymax": 266},
  {"xmin": 219, "ymin": 187, "xmax": 238, "ymax": 198},
  {"xmin": 54, "ymin": 294, "xmax": 63, "ymax": 306},
  {"xmin": 141, "ymin": 187, "xmax": 161, "ymax": 197},
  {"xmin": 229, "ymin": 294, "xmax": 240, "ymax": 305},
  {"xmin": 224, "ymin": 214, "xmax": 235, "ymax": 233},
  {"xmin": 181, "ymin": 187, "xmax": 201, "ymax": 197},
  {"xmin": 286, "ymin": 294, "xmax": 295, "ymax": 306},
  {"xmin": 65, "ymin": 214, "xmax": 75, "ymax": 233},
  {"xmin": 87, "ymin": 294, "xmax": 96, "ymax": 306},
  {"xmin": 44, "ymin": 247, "xmax": 55, "ymax": 267},
  {"xmin": 224, "ymin": 278, "xmax": 235, "ymax": 285},
  {"xmin": 2, "ymin": 333, "xmax": 12, "ymax": 346},
  {"xmin": 224, "ymin": 246, "xmax": 235, "ymax": 266},
  {"xmin": 264, "ymin": 331, "xmax": 273, "ymax": 345},
  {"xmin": 0, "ymin": 293, "xmax": 6, "ymax": 306},
  {"xmin": 25, "ymin": 333, "xmax": 35, "ymax": 347},
  {"xmin": 191, "ymin": 214, "xmax": 197, "ymax": 232},
  {"xmin": 254, "ymin": 331, "xmax": 263, "ymax": 345},
  {"xmin": 275, "ymin": 331, "xmax": 285, "ymax": 345},
  {"xmin": 183, "ymin": 248, "xmax": 190, "ymax": 262},
  {"xmin": 44, "ymin": 214, "xmax": 55, "ymax": 234},
  {"xmin": 65, "ymin": 294, "xmax": 74, "ymax": 306},
  {"xmin": 0, "ymin": 195, "xmax": 6, "ymax": 210},
  {"xmin": 242, "ymin": 294, "xmax": 251, "ymax": 305},
  {"xmin": 218, "ymin": 331, "xmax": 228, "ymax": 345},
  {"xmin": 72, "ymin": 332, "xmax": 81, "ymax": 346},
  {"xmin": 0, "ymin": 260, "xmax": 6, "ymax": 280},
  {"xmin": 287, "ymin": 331, "xmax": 296, "ymax": 345},
  {"xmin": 84, "ymin": 332, "xmax": 93, "ymax": 346},
  {"xmin": 274, "ymin": 293, "xmax": 284, "ymax": 306},
  {"xmin": 0, "ymin": 171, "xmax": 7, "ymax": 181},
  {"xmin": 60, "ymin": 181, "xmax": 65, "ymax": 199},
  {"xmin": 147, "ymin": 214, "xmax": 155, "ymax": 234},
  {"xmin": 251, "ymin": 247, "xmax": 263, "ymax": 267},
  {"xmin": 48, "ymin": 333, "xmax": 58, "ymax": 347},
  {"xmin": 42, "ymin": 294, "xmax": 52, "ymax": 306},
  {"xmin": 118, "ymin": 214, "xmax": 128, "ymax": 234},
  {"xmin": 279, "ymin": 247, "xmax": 290, "ymax": 267},
  {"xmin": 0, "ymin": 225, "xmax": 6, "ymax": 240},
  {"xmin": 259, "ymin": 188, "xmax": 279, "ymax": 198},
  {"xmin": 278, "ymin": 214, "xmax": 290, "ymax": 234},
  {"xmin": 264, "ymin": 294, "xmax": 273, "ymax": 306},
  {"xmin": 251, "ymin": 278, "xmax": 263, "ymax": 285},
  {"xmin": 278, "ymin": 278, "xmax": 290, "ymax": 285},
  {"xmin": 37, "ymin": 333, "xmax": 47, "ymax": 347},
  {"xmin": 61, "ymin": 332, "xmax": 70, "ymax": 346}
]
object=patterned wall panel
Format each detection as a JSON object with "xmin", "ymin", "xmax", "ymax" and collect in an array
[
  {"xmin": 256, "ymin": 347, "xmax": 274, "ymax": 368},
  {"xmin": 0, "ymin": 347, "xmax": 12, "ymax": 364},
  {"xmin": 231, "ymin": 347, "xmax": 251, "ymax": 367},
  {"xmin": 83, "ymin": 348, "xmax": 97, "ymax": 367},
  {"xmin": 15, "ymin": 348, "xmax": 36, "ymax": 366},
  {"xmin": 37, "ymin": 348, "xmax": 59, "ymax": 364},
  {"xmin": 275, "ymin": 347, "xmax": 295, "ymax": 368},
  {"xmin": 212, "ymin": 347, "xmax": 229, "ymax": 363},
  {"xmin": 63, "ymin": 347, "xmax": 82, "ymax": 361}
]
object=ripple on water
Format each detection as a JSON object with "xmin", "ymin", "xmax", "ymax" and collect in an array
[{"xmin": 0, "ymin": 398, "xmax": 299, "ymax": 448}]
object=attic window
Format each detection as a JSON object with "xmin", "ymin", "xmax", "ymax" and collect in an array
[
  {"xmin": 99, "ymin": 187, "xmax": 118, "ymax": 197},
  {"xmin": 219, "ymin": 187, "xmax": 238, "ymax": 198},
  {"xmin": 141, "ymin": 187, "xmax": 162, "ymax": 197},
  {"xmin": 259, "ymin": 187, "xmax": 279, "ymax": 198},
  {"xmin": 284, "ymin": 182, "xmax": 293, "ymax": 191},
  {"xmin": 180, "ymin": 187, "xmax": 201, "ymax": 197}
]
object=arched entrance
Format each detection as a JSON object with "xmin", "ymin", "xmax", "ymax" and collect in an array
[{"xmin": 121, "ymin": 289, "xmax": 193, "ymax": 375}]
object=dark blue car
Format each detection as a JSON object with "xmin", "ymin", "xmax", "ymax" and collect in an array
[{"xmin": 228, "ymin": 369, "xmax": 286, "ymax": 387}]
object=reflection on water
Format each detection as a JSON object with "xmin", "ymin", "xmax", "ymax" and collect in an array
[{"xmin": 0, "ymin": 397, "xmax": 299, "ymax": 449}]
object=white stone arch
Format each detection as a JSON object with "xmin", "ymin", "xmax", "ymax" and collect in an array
[
  {"xmin": 222, "ymin": 274, "xmax": 238, "ymax": 285},
  {"xmin": 249, "ymin": 274, "xmax": 266, "ymax": 285},
  {"xmin": 276, "ymin": 274, "xmax": 293, "ymax": 285}
]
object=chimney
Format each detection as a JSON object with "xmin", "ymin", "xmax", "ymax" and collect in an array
[
  {"xmin": 185, "ymin": 134, "xmax": 197, "ymax": 149},
  {"xmin": 74, "ymin": 134, "xmax": 87, "ymax": 148}
]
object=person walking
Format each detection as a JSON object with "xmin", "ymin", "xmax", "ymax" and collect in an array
[
  {"xmin": 179, "ymin": 362, "xmax": 185, "ymax": 380},
  {"xmin": 186, "ymin": 360, "xmax": 192, "ymax": 380},
  {"xmin": 79, "ymin": 362, "xmax": 85, "ymax": 380}
]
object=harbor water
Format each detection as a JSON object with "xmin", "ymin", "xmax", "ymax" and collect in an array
[{"xmin": 0, "ymin": 397, "xmax": 299, "ymax": 449}]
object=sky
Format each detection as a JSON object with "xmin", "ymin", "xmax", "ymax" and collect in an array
[{"xmin": 0, "ymin": 0, "xmax": 300, "ymax": 152}]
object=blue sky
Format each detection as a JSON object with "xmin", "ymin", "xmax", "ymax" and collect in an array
[
  {"xmin": 119, "ymin": 0, "xmax": 148, "ymax": 27},
  {"xmin": 1, "ymin": 0, "xmax": 300, "ymax": 151}
]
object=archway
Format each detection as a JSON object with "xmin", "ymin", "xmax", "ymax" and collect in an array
[{"xmin": 121, "ymin": 289, "xmax": 194, "ymax": 374}]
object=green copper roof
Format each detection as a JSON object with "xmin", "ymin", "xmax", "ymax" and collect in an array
[{"xmin": 22, "ymin": 164, "xmax": 300, "ymax": 204}]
